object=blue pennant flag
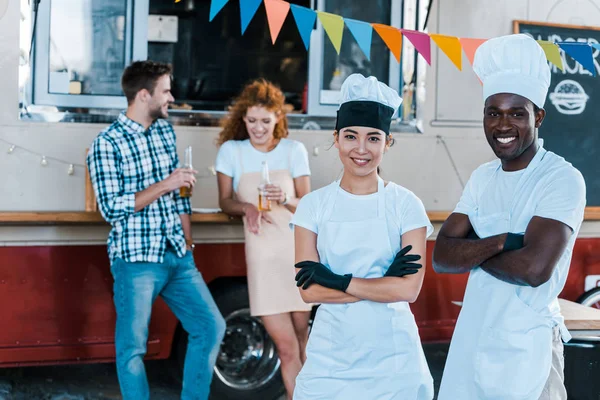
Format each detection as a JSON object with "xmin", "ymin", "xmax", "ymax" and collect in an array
[
  {"xmin": 344, "ymin": 18, "xmax": 373, "ymax": 61},
  {"xmin": 290, "ymin": 4, "xmax": 317, "ymax": 50},
  {"xmin": 557, "ymin": 42, "xmax": 597, "ymax": 76},
  {"xmin": 209, "ymin": 0, "xmax": 229, "ymax": 22},
  {"xmin": 241, "ymin": 0, "xmax": 263, "ymax": 35}
]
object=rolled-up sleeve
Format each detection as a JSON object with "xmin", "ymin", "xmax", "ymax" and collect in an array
[{"xmin": 87, "ymin": 137, "xmax": 135, "ymax": 224}]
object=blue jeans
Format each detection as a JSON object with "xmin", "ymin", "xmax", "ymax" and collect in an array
[{"xmin": 111, "ymin": 249, "xmax": 226, "ymax": 400}]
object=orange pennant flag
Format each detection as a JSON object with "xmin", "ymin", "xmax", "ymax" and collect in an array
[
  {"xmin": 264, "ymin": 0, "xmax": 290, "ymax": 44},
  {"xmin": 431, "ymin": 34, "xmax": 462, "ymax": 70},
  {"xmin": 459, "ymin": 38, "xmax": 487, "ymax": 66},
  {"xmin": 372, "ymin": 24, "xmax": 402, "ymax": 63}
]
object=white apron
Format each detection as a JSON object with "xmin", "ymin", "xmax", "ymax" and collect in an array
[
  {"xmin": 439, "ymin": 147, "xmax": 565, "ymax": 400},
  {"xmin": 294, "ymin": 177, "xmax": 433, "ymax": 400}
]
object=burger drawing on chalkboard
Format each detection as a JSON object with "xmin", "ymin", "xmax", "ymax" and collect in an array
[{"xmin": 549, "ymin": 79, "xmax": 589, "ymax": 115}]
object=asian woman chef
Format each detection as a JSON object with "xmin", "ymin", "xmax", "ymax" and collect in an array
[{"xmin": 290, "ymin": 73, "xmax": 434, "ymax": 400}]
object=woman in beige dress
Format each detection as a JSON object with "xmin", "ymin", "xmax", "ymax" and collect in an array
[{"xmin": 215, "ymin": 79, "xmax": 312, "ymax": 399}]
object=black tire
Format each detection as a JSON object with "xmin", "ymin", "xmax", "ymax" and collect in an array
[
  {"xmin": 575, "ymin": 287, "xmax": 600, "ymax": 308},
  {"xmin": 172, "ymin": 281, "xmax": 285, "ymax": 400}
]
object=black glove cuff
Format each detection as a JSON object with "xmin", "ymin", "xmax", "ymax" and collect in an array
[
  {"xmin": 503, "ymin": 233, "xmax": 524, "ymax": 252},
  {"xmin": 341, "ymin": 274, "xmax": 352, "ymax": 292}
]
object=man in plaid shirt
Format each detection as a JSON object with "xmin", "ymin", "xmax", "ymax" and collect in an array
[{"xmin": 87, "ymin": 61, "xmax": 225, "ymax": 400}]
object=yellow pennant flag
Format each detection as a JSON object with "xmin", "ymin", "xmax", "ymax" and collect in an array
[
  {"xmin": 318, "ymin": 11, "xmax": 344, "ymax": 54},
  {"xmin": 537, "ymin": 40, "xmax": 564, "ymax": 71},
  {"xmin": 431, "ymin": 34, "xmax": 462, "ymax": 71}
]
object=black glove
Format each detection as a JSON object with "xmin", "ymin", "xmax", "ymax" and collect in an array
[
  {"xmin": 295, "ymin": 261, "xmax": 352, "ymax": 292},
  {"xmin": 503, "ymin": 233, "xmax": 524, "ymax": 252},
  {"xmin": 384, "ymin": 245, "xmax": 423, "ymax": 277}
]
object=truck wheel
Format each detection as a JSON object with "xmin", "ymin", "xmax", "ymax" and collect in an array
[
  {"xmin": 576, "ymin": 287, "xmax": 600, "ymax": 309},
  {"xmin": 173, "ymin": 281, "xmax": 285, "ymax": 400}
]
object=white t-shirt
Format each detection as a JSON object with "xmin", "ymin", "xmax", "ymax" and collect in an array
[
  {"xmin": 454, "ymin": 151, "xmax": 585, "ymax": 235},
  {"xmin": 454, "ymin": 145, "xmax": 586, "ymax": 326},
  {"xmin": 215, "ymin": 138, "xmax": 311, "ymax": 191},
  {"xmin": 291, "ymin": 181, "xmax": 433, "ymax": 254}
]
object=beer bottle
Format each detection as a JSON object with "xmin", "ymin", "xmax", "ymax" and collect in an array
[
  {"xmin": 257, "ymin": 161, "xmax": 271, "ymax": 211},
  {"xmin": 180, "ymin": 146, "xmax": 193, "ymax": 198}
]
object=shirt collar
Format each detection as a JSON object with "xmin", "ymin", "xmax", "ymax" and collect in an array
[{"xmin": 117, "ymin": 112, "xmax": 153, "ymax": 135}]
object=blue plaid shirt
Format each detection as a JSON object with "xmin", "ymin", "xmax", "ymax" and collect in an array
[{"xmin": 87, "ymin": 112, "xmax": 192, "ymax": 263}]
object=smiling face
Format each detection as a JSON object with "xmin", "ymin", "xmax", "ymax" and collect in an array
[
  {"xmin": 146, "ymin": 74, "xmax": 174, "ymax": 120},
  {"xmin": 483, "ymin": 93, "xmax": 545, "ymax": 168},
  {"xmin": 243, "ymin": 106, "xmax": 279, "ymax": 148},
  {"xmin": 334, "ymin": 126, "xmax": 391, "ymax": 177}
]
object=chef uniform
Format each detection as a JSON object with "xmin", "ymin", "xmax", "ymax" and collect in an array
[
  {"xmin": 438, "ymin": 34, "xmax": 587, "ymax": 400},
  {"xmin": 290, "ymin": 74, "xmax": 435, "ymax": 400}
]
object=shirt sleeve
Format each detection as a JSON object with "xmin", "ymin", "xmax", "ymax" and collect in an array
[
  {"xmin": 170, "ymin": 131, "xmax": 192, "ymax": 215},
  {"xmin": 290, "ymin": 141, "xmax": 311, "ymax": 178},
  {"xmin": 215, "ymin": 141, "xmax": 237, "ymax": 178},
  {"xmin": 453, "ymin": 170, "xmax": 478, "ymax": 216},
  {"xmin": 534, "ymin": 168, "xmax": 586, "ymax": 232},
  {"xmin": 87, "ymin": 136, "xmax": 135, "ymax": 224},
  {"xmin": 398, "ymin": 190, "xmax": 434, "ymax": 238},
  {"xmin": 289, "ymin": 192, "xmax": 319, "ymax": 234}
]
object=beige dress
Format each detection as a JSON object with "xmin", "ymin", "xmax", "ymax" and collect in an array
[{"xmin": 235, "ymin": 144, "xmax": 312, "ymax": 317}]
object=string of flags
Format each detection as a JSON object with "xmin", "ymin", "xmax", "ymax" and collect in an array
[{"xmin": 176, "ymin": 0, "xmax": 600, "ymax": 78}]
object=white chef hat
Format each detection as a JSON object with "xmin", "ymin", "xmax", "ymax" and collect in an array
[
  {"xmin": 473, "ymin": 34, "xmax": 551, "ymax": 108},
  {"xmin": 335, "ymin": 74, "xmax": 403, "ymax": 134}
]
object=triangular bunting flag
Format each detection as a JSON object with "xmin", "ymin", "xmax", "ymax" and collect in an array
[
  {"xmin": 401, "ymin": 29, "xmax": 431, "ymax": 65},
  {"xmin": 536, "ymin": 40, "xmax": 564, "ymax": 71},
  {"xmin": 558, "ymin": 42, "xmax": 596, "ymax": 76},
  {"xmin": 240, "ymin": 0, "xmax": 263, "ymax": 35},
  {"xmin": 431, "ymin": 34, "xmax": 462, "ymax": 70},
  {"xmin": 372, "ymin": 24, "xmax": 402, "ymax": 62},
  {"xmin": 264, "ymin": 0, "xmax": 290, "ymax": 44},
  {"xmin": 290, "ymin": 5, "xmax": 317, "ymax": 50},
  {"xmin": 592, "ymin": 43, "xmax": 600, "ymax": 52},
  {"xmin": 344, "ymin": 18, "xmax": 373, "ymax": 60},
  {"xmin": 209, "ymin": 0, "xmax": 229, "ymax": 22},
  {"xmin": 317, "ymin": 11, "xmax": 344, "ymax": 54},
  {"xmin": 459, "ymin": 38, "xmax": 487, "ymax": 66}
]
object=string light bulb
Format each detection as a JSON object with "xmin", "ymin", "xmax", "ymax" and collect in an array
[{"xmin": 1, "ymin": 139, "xmax": 85, "ymax": 171}]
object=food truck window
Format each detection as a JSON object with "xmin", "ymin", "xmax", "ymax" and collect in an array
[
  {"xmin": 19, "ymin": 0, "xmax": 426, "ymax": 132},
  {"xmin": 307, "ymin": 0, "xmax": 400, "ymax": 116},
  {"xmin": 146, "ymin": 0, "xmax": 310, "ymax": 113},
  {"xmin": 29, "ymin": 0, "xmax": 147, "ymax": 110},
  {"xmin": 307, "ymin": 0, "xmax": 428, "ymax": 129}
]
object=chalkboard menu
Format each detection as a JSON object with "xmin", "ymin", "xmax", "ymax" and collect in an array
[{"xmin": 514, "ymin": 20, "xmax": 600, "ymax": 209}]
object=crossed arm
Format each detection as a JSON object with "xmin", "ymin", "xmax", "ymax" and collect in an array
[
  {"xmin": 294, "ymin": 226, "xmax": 428, "ymax": 304},
  {"xmin": 432, "ymin": 213, "xmax": 572, "ymax": 287}
]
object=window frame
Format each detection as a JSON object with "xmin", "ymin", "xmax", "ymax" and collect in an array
[
  {"xmin": 32, "ymin": 0, "xmax": 148, "ymax": 109},
  {"xmin": 306, "ymin": 0, "xmax": 403, "ymax": 116}
]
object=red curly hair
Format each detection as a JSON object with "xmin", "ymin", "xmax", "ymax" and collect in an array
[{"xmin": 217, "ymin": 79, "xmax": 293, "ymax": 146}]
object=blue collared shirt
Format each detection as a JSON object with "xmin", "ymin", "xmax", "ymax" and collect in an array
[{"xmin": 87, "ymin": 112, "xmax": 191, "ymax": 263}]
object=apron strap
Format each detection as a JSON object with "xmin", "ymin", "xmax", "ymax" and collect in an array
[
  {"xmin": 377, "ymin": 176, "xmax": 385, "ymax": 219},
  {"xmin": 287, "ymin": 142, "xmax": 293, "ymax": 172},
  {"xmin": 320, "ymin": 182, "xmax": 340, "ymax": 225},
  {"xmin": 237, "ymin": 141, "xmax": 245, "ymax": 174},
  {"xmin": 507, "ymin": 144, "xmax": 548, "ymax": 222},
  {"xmin": 321, "ymin": 177, "xmax": 386, "ymax": 222}
]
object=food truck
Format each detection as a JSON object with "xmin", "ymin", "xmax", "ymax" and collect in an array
[{"xmin": 1, "ymin": 0, "xmax": 599, "ymax": 398}]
